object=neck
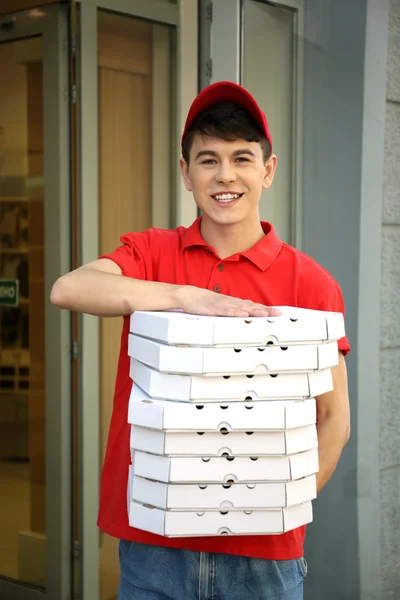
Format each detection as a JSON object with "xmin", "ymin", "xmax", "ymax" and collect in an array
[{"xmin": 200, "ymin": 215, "xmax": 265, "ymax": 259}]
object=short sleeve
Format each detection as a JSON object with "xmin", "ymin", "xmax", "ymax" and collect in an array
[
  {"xmin": 318, "ymin": 284, "xmax": 351, "ymax": 356},
  {"xmin": 99, "ymin": 232, "xmax": 148, "ymax": 279}
]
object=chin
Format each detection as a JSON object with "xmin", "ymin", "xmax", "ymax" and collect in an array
[{"xmin": 203, "ymin": 211, "xmax": 246, "ymax": 226}]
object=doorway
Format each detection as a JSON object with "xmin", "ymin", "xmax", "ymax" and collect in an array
[
  {"xmin": 97, "ymin": 9, "xmax": 176, "ymax": 599},
  {"xmin": 0, "ymin": 5, "xmax": 72, "ymax": 599},
  {"xmin": 200, "ymin": 0, "xmax": 304, "ymax": 246},
  {"xmin": 75, "ymin": 2, "xmax": 179, "ymax": 598}
]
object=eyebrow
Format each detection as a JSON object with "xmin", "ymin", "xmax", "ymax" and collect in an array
[{"xmin": 194, "ymin": 148, "xmax": 256, "ymax": 160}]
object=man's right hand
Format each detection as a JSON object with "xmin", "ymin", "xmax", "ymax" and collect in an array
[{"xmin": 178, "ymin": 286, "xmax": 281, "ymax": 318}]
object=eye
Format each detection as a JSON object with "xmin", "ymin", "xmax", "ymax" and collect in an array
[
  {"xmin": 201, "ymin": 159, "xmax": 216, "ymax": 165},
  {"xmin": 235, "ymin": 157, "xmax": 249, "ymax": 163}
]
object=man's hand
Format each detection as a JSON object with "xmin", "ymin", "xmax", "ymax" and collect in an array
[
  {"xmin": 178, "ymin": 286, "xmax": 281, "ymax": 317},
  {"xmin": 50, "ymin": 258, "xmax": 280, "ymax": 318}
]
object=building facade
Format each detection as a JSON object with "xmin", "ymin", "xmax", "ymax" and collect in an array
[{"xmin": 0, "ymin": 0, "xmax": 398, "ymax": 599}]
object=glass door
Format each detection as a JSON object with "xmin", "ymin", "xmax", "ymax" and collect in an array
[
  {"xmin": 242, "ymin": 0, "xmax": 298, "ymax": 243},
  {"xmin": 200, "ymin": 0, "xmax": 304, "ymax": 246},
  {"xmin": 0, "ymin": 5, "xmax": 72, "ymax": 599},
  {"xmin": 77, "ymin": 1, "xmax": 179, "ymax": 597}
]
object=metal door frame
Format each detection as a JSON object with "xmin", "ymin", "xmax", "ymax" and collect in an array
[
  {"xmin": 0, "ymin": 4, "xmax": 72, "ymax": 600},
  {"xmin": 75, "ymin": 1, "xmax": 200, "ymax": 598},
  {"xmin": 200, "ymin": 0, "xmax": 304, "ymax": 248}
]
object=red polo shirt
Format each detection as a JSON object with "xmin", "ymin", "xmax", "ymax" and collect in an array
[{"xmin": 97, "ymin": 217, "xmax": 350, "ymax": 559}]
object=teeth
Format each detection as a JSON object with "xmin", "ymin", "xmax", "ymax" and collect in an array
[{"xmin": 214, "ymin": 193, "xmax": 240, "ymax": 202}]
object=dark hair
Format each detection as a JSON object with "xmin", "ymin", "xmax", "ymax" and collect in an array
[{"xmin": 182, "ymin": 101, "xmax": 272, "ymax": 164}]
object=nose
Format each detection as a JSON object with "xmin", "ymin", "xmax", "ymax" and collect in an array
[{"xmin": 215, "ymin": 160, "xmax": 237, "ymax": 185}]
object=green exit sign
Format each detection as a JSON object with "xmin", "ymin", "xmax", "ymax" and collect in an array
[{"xmin": 0, "ymin": 280, "xmax": 19, "ymax": 307}]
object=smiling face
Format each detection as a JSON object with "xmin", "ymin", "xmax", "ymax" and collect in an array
[{"xmin": 180, "ymin": 134, "xmax": 277, "ymax": 229}]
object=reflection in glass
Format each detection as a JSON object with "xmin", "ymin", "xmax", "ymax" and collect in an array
[
  {"xmin": 0, "ymin": 36, "xmax": 46, "ymax": 588},
  {"xmin": 243, "ymin": 0, "xmax": 295, "ymax": 243}
]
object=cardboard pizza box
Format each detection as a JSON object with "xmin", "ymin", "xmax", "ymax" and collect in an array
[
  {"xmin": 128, "ymin": 384, "xmax": 316, "ymax": 431},
  {"xmin": 127, "ymin": 464, "xmax": 134, "ymax": 512},
  {"xmin": 132, "ymin": 448, "xmax": 319, "ymax": 483},
  {"xmin": 129, "ymin": 423, "xmax": 318, "ymax": 457},
  {"xmin": 129, "ymin": 307, "xmax": 345, "ymax": 347},
  {"xmin": 128, "ymin": 334, "xmax": 339, "ymax": 375},
  {"xmin": 131, "ymin": 474, "xmax": 317, "ymax": 510},
  {"xmin": 128, "ymin": 500, "xmax": 313, "ymax": 536},
  {"xmin": 130, "ymin": 359, "xmax": 333, "ymax": 401}
]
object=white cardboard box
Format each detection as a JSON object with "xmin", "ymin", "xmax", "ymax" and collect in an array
[
  {"xmin": 132, "ymin": 474, "xmax": 317, "ymax": 510},
  {"xmin": 133, "ymin": 448, "xmax": 319, "ymax": 483},
  {"xmin": 128, "ymin": 384, "xmax": 316, "ymax": 431},
  {"xmin": 130, "ymin": 307, "xmax": 345, "ymax": 347},
  {"xmin": 129, "ymin": 500, "xmax": 313, "ymax": 536},
  {"xmin": 127, "ymin": 465, "xmax": 134, "ymax": 512},
  {"xmin": 128, "ymin": 334, "xmax": 339, "ymax": 375},
  {"xmin": 130, "ymin": 423, "xmax": 318, "ymax": 456},
  {"xmin": 130, "ymin": 359, "xmax": 333, "ymax": 401}
]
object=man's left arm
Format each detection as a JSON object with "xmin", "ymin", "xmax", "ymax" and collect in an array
[{"xmin": 315, "ymin": 351, "xmax": 351, "ymax": 493}]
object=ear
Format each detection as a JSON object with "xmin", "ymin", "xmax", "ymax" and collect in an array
[
  {"xmin": 180, "ymin": 158, "xmax": 193, "ymax": 192},
  {"xmin": 262, "ymin": 154, "xmax": 278, "ymax": 190}
]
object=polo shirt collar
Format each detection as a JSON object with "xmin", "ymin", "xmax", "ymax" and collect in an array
[{"xmin": 181, "ymin": 217, "xmax": 282, "ymax": 271}]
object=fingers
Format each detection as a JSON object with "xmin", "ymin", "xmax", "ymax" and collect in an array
[
  {"xmin": 182, "ymin": 289, "xmax": 281, "ymax": 318},
  {"xmin": 231, "ymin": 299, "xmax": 281, "ymax": 317},
  {"xmin": 245, "ymin": 307, "xmax": 281, "ymax": 317},
  {"xmin": 213, "ymin": 297, "xmax": 281, "ymax": 318},
  {"xmin": 252, "ymin": 306, "xmax": 281, "ymax": 316},
  {"xmin": 206, "ymin": 302, "xmax": 251, "ymax": 317}
]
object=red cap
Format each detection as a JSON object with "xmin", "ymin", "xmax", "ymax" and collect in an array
[{"xmin": 181, "ymin": 81, "xmax": 272, "ymax": 150}]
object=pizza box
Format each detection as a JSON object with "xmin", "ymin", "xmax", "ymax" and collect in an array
[
  {"xmin": 131, "ymin": 474, "xmax": 317, "ymax": 510},
  {"xmin": 129, "ymin": 307, "xmax": 345, "ymax": 347},
  {"xmin": 128, "ymin": 384, "xmax": 317, "ymax": 431},
  {"xmin": 130, "ymin": 359, "xmax": 333, "ymax": 401},
  {"xmin": 128, "ymin": 334, "xmax": 339, "ymax": 375},
  {"xmin": 127, "ymin": 464, "xmax": 134, "ymax": 511},
  {"xmin": 128, "ymin": 500, "xmax": 313, "ymax": 536},
  {"xmin": 132, "ymin": 448, "xmax": 319, "ymax": 483},
  {"xmin": 129, "ymin": 423, "xmax": 318, "ymax": 456}
]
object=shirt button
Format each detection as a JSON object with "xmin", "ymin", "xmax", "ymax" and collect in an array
[
  {"xmin": 217, "ymin": 264, "xmax": 224, "ymax": 271},
  {"xmin": 214, "ymin": 285, "xmax": 221, "ymax": 293}
]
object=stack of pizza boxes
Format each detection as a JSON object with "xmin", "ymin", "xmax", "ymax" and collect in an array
[{"xmin": 126, "ymin": 307, "xmax": 345, "ymax": 538}]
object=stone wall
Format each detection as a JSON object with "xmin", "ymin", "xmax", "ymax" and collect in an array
[{"xmin": 380, "ymin": 1, "xmax": 400, "ymax": 598}]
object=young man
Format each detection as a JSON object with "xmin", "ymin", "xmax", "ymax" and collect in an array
[{"xmin": 51, "ymin": 81, "xmax": 350, "ymax": 600}]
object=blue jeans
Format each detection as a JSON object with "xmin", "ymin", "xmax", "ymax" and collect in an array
[{"xmin": 118, "ymin": 540, "xmax": 307, "ymax": 600}]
